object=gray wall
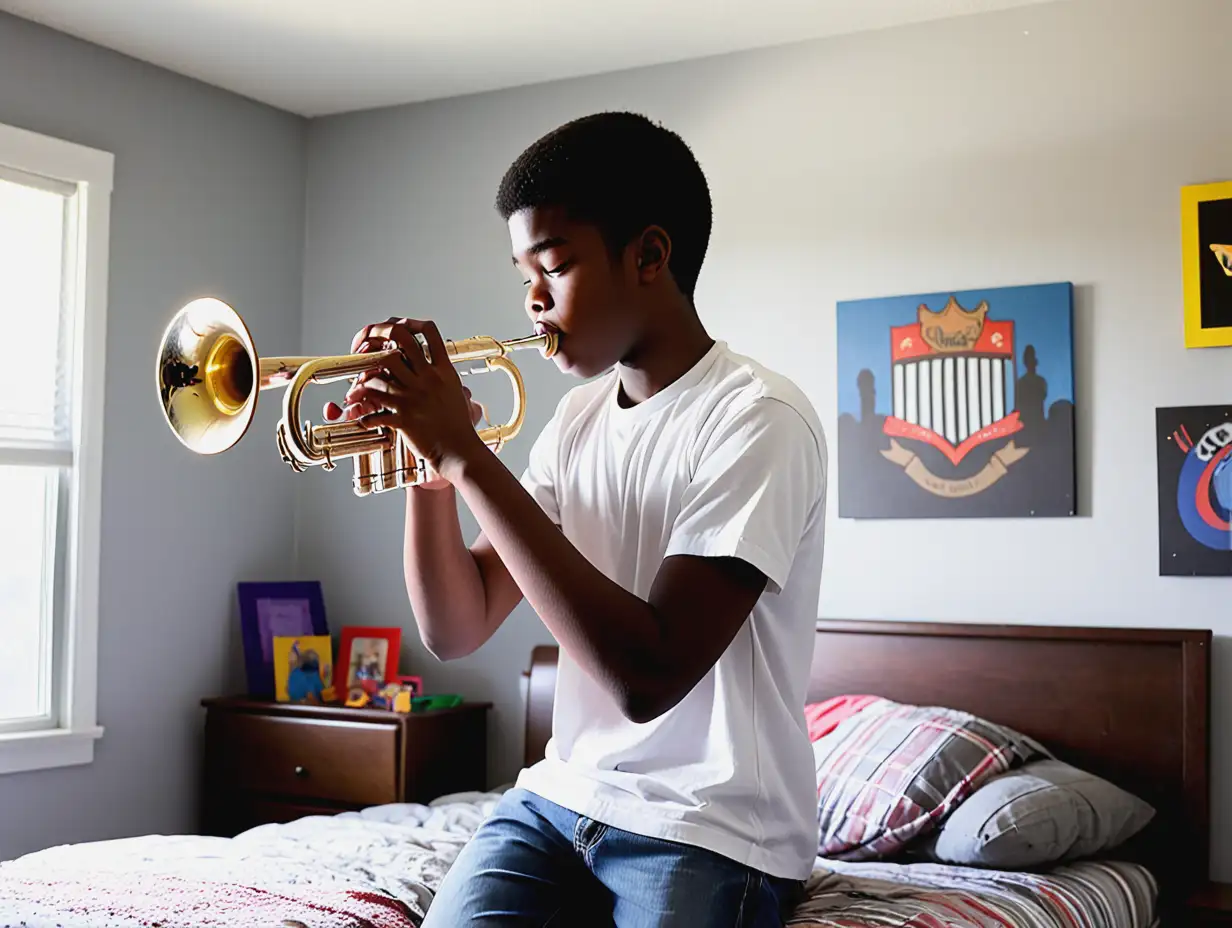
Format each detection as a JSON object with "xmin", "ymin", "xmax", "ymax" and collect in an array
[
  {"xmin": 0, "ymin": 13, "xmax": 306, "ymax": 858},
  {"xmin": 300, "ymin": 0, "xmax": 1232, "ymax": 879}
]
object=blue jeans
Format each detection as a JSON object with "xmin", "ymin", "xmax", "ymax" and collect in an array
[{"xmin": 423, "ymin": 788, "xmax": 803, "ymax": 927}]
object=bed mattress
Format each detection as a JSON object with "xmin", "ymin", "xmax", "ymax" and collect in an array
[{"xmin": 0, "ymin": 788, "xmax": 1158, "ymax": 928}]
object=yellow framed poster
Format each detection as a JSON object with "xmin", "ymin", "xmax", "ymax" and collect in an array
[{"xmin": 1181, "ymin": 180, "xmax": 1232, "ymax": 348}]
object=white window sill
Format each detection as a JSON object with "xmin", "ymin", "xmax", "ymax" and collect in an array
[{"xmin": 0, "ymin": 726, "xmax": 104, "ymax": 775}]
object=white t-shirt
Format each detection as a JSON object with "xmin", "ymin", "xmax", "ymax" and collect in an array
[{"xmin": 515, "ymin": 339, "xmax": 828, "ymax": 880}]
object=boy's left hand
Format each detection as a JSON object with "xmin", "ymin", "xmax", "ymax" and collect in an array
[{"xmin": 340, "ymin": 317, "xmax": 486, "ymax": 483}]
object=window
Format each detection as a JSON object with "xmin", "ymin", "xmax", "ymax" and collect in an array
[{"xmin": 0, "ymin": 121, "xmax": 112, "ymax": 774}]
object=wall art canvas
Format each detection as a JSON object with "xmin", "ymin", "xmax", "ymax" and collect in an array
[
  {"xmin": 1155, "ymin": 405, "xmax": 1232, "ymax": 576},
  {"xmin": 1181, "ymin": 180, "xmax": 1232, "ymax": 348},
  {"xmin": 837, "ymin": 282, "xmax": 1076, "ymax": 519}
]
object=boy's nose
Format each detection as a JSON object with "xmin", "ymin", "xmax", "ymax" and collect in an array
[{"xmin": 524, "ymin": 284, "xmax": 553, "ymax": 318}]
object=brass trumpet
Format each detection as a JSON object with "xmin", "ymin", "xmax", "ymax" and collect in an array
[{"xmin": 156, "ymin": 297, "xmax": 558, "ymax": 496}]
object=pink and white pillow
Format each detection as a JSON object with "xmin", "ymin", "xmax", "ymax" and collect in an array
[{"xmin": 807, "ymin": 696, "xmax": 1046, "ymax": 861}]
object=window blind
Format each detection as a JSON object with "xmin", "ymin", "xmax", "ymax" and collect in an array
[{"xmin": 0, "ymin": 172, "xmax": 75, "ymax": 467}]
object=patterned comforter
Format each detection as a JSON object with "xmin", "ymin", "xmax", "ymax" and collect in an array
[
  {"xmin": 792, "ymin": 858, "xmax": 1158, "ymax": 928},
  {"xmin": 0, "ymin": 789, "xmax": 1157, "ymax": 928}
]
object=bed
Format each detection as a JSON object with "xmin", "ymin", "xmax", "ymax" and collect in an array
[{"xmin": 0, "ymin": 619, "xmax": 1211, "ymax": 927}]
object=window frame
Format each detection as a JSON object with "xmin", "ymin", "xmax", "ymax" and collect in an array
[{"xmin": 0, "ymin": 120, "xmax": 112, "ymax": 775}]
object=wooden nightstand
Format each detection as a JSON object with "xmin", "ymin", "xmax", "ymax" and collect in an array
[
  {"xmin": 200, "ymin": 696, "xmax": 490, "ymax": 837},
  {"xmin": 1186, "ymin": 883, "xmax": 1232, "ymax": 926}
]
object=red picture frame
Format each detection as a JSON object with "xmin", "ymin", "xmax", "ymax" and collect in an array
[{"xmin": 336, "ymin": 626, "xmax": 402, "ymax": 696}]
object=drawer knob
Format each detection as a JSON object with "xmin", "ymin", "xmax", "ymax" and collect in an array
[{"xmin": 294, "ymin": 765, "xmax": 308, "ymax": 778}]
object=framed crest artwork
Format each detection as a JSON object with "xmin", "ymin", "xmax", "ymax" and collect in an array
[
  {"xmin": 836, "ymin": 282, "xmax": 1076, "ymax": 519},
  {"xmin": 1155, "ymin": 405, "xmax": 1232, "ymax": 576},
  {"xmin": 1181, "ymin": 180, "xmax": 1232, "ymax": 348}
]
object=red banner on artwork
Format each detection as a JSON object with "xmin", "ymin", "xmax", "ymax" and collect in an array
[
  {"xmin": 883, "ymin": 411, "xmax": 1024, "ymax": 466},
  {"xmin": 889, "ymin": 320, "xmax": 1015, "ymax": 363}
]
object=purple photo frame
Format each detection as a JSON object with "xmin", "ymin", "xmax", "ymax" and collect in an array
[{"xmin": 238, "ymin": 581, "xmax": 329, "ymax": 698}]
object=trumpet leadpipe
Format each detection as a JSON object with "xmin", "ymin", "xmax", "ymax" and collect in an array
[{"xmin": 443, "ymin": 331, "xmax": 558, "ymax": 364}]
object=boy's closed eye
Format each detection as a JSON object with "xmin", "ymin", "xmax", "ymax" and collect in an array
[{"xmin": 520, "ymin": 260, "xmax": 572, "ymax": 287}]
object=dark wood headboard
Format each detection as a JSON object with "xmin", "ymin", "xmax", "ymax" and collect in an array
[{"xmin": 522, "ymin": 619, "xmax": 1211, "ymax": 909}]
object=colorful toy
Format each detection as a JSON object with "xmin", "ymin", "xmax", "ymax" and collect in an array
[
  {"xmin": 411, "ymin": 694, "xmax": 463, "ymax": 712},
  {"xmin": 370, "ymin": 682, "xmax": 403, "ymax": 710}
]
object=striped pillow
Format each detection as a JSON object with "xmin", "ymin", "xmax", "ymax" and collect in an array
[{"xmin": 811, "ymin": 697, "xmax": 1047, "ymax": 861}]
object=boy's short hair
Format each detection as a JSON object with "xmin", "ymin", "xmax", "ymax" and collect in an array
[{"xmin": 495, "ymin": 112, "xmax": 712, "ymax": 300}]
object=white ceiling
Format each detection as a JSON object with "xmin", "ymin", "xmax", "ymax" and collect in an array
[{"xmin": 0, "ymin": 0, "xmax": 1057, "ymax": 117}]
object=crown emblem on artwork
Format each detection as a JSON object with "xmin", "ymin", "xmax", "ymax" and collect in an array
[{"xmin": 917, "ymin": 296, "xmax": 989, "ymax": 353}]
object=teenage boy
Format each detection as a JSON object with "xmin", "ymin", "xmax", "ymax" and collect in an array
[{"xmin": 329, "ymin": 111, "xmax": 827, "ymax": 927}]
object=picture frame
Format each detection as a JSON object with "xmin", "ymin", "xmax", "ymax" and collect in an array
[
  {"xmin": 336, "ymin": 626, "xmax": 402, "ymax": 696},
  {"xmin": 272, "ymin": 634, "xmax": 335, "ymax": 705},
  {"xmin": 1181, "ymin": 180, "xmax": 1232, "ymax": 348},
  {"xmin": 237, "ymin": 581, "xmax": 329, "ymax": 698}
]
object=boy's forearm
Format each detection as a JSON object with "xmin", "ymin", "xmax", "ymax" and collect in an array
[
  {"xmin": 402, "ymin": 486, "xmax": 489, "ymax": 659},
  {"xmin": 449, "ymin": 446, "xmax": 669, "ymax": 718}
]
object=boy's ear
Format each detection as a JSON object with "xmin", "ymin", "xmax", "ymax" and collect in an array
[{"xmin": 634, "ymin": 226, "xmax": 672, "ymax": 282}]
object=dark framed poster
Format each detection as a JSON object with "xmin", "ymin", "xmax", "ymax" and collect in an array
[{"xmin": 1155, "ymin": 406, "xmax": 1232, "ymax": 576}]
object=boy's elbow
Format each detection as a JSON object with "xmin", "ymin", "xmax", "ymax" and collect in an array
[
  {"xmin": 613, "ymin": 658, "xmax": 697, "ymax": 723},
  {"xmin": 419, "ymin": 630, "xmax": 473, "ymax": 663},
  {"xmin": 618, "ymin": 699, "xmax": 660, "ymax": 725},
  {"xmin": 420, "ymin": 636, "xmax": 453, "ymax": 662},
  {"xmin": 413, "ymin": 602, "xmax": 489, "ymax": 663},
  {"xmin": 617, "ymin": 685, "xmax": 680, "ymax": 725}
]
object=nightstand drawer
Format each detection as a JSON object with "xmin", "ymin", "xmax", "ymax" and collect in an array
[
  {"xmin": 207, "ymin": 712, "xmax": 399, "ymax": 806},
  {"xmin": 201, "ymin": 697, "xmax": 491, "ymax": 836}
]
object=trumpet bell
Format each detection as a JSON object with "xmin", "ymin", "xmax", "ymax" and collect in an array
[{"xmin": 156, "ymin": 297, "xmax": 259, "ymax": 455}]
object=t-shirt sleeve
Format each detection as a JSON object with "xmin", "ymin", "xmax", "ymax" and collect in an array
[
  {"xmin": 664, "ymin": 397, "xmax": 825, "ymax": 595},
  {"xmin": 518, "ymin": 394, "xmax": 567, "ymax": 526}
]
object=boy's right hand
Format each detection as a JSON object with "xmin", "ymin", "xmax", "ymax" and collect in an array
[{"xmin": 320, "ymin": 372, "xmax": 482, "ymax": 488}]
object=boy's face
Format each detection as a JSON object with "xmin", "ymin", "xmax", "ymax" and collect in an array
[{"xmin": 508, "ymin": 206, "xmax": 643, "ymax": 379}]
